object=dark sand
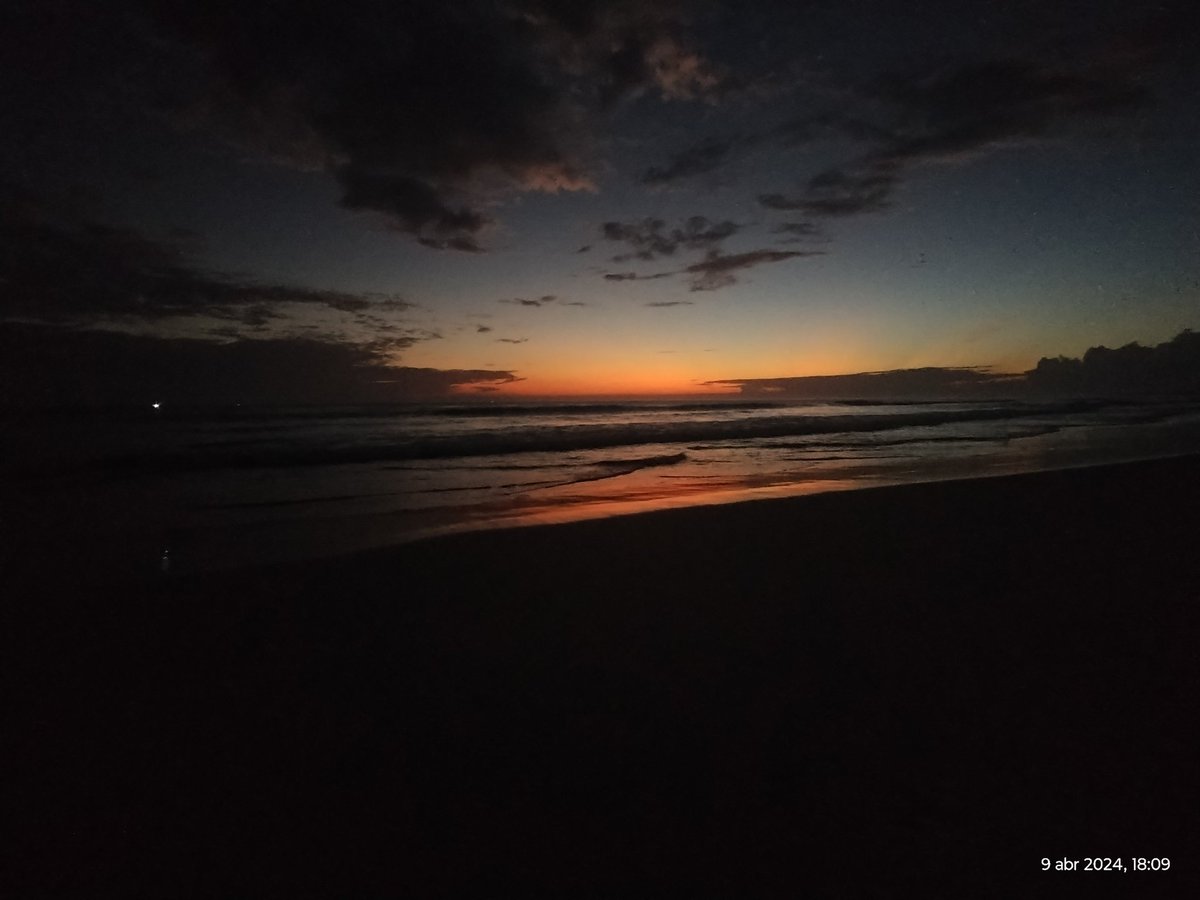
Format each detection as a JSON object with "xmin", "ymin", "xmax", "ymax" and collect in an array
[{"xmin": 9, "ymin": 456, "xmax": 1200, "ymax": 896}]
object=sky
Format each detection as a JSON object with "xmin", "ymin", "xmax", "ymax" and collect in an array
[{"xmin": 2, "ymin": 0, "xmax": 1198, "ymax": 404}]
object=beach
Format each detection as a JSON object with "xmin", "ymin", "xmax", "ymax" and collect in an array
[
  {"xmin": 8, "ymin": 1, "xmax": 1200, "ymax": 895},
  {"xmin": 9, "ymin": 455, "xmax": 1200, "ymax": 896}
]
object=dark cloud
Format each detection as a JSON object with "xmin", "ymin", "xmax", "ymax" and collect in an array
[
  {"xmin": 318, "ymin": 294, "xmax": 372, "ymax": 314},
  {"xmin": 602, "ymin": 216, "xmax": 739, "ymax": 261},
  {"xmin": 642, "ymin": 136, "xmax": 740, "ymax": 185},
  {"xmin": 349, "ymin": 317, "xmax": 442, "ymax": 350},
  {"xmin": 644, "ymin": 113, "xmax": 889, "ymax": 188},
  {"xmin": 618, "ymin": 11, "xmax": 1173, "ymax": 216},
  {"xmin": 760, "ymin": 49, "xmax": 1157, "ymax": 218},
  {"xmin": 683, "ymin": 248, "xmax": 825, "ymax": 291},
  {"xmin": 706, "ymin": 367, "xmax": 1011, "ymax": 400},
  {"xmin": 219, "ymin": 303, "xmax": 282, "ymax": 329},
  {"xmin": 759, "ymin": 164, "xmax": 899, "ymax": 217},
  {"xmin": 707, "ymin": 328, "xmax": 1200, "ymax": 400},
  {"xmin": 0, "ymin": 209, "xmax": 416, "ymax": 331},
  {"xmin": 130, "ymin": 2, "xmax": 603, "ymax": 249},
  {"xmin": 338, "ymin": 169, "xmax": 488, "ymax": 250},
  {"xmin": 1027, "ymin": 329, "xmax": 1200, "ymax": 397},
  {"xmin": 476, "ymin": 325, "xmax": 493, "ymax": 333},
  {"xmin": 376, "ymin": 298, "xmax": 417, "ymax": 312},
  {"xmin": 67, "ymin": 1, "xmax": 727, "ymax": 250},
  {"xmin": 771, "ymin": 221, "xmax": 823, "ymax": 238},
  {"xmin": 370, "ymin": 366, "xmax": 524, "ymax": 397},
  {"xmin": 758, "ymin": 193, "xmax": 803, "ymax": 211},
  {"xmin": 0, "ymin": 211, "xmax": 417, "ymax": 328},
  {"xmin": 773, "ymin": 112, "xmax": 895, "ymax": 147},
  {"xmin": 875, "ymin": 57, "xmax": 1150, "ymax": 167},
  {"xmin": 416, "ymin": 236, "xmax": 489, "ymax": 253},
  {"xmin": 519, "ymin": 1, "xmax": 728, "ymax": 107},
  {"xmin": 496, "ymin": 337, "xmax": 529, "ymax": 344},
  {"xmin": 4, "ymin": 0, "xmax": 1183, "ymax": 261},
  {"xmin": 603, "ymin": 271, "xmax": 674, "ymax": 282},
  {"xmin": 499, "ymin": 295, "xmax": 557, "ymax": 307},
  {"xmin": 770, "ymin": 221, "xmax": 827, "ymax": 246},
  {"xmin": 0, "ymin": 321, "xmax": 518, "ymax": 408},
  {"xmin": 645, "ymin": 301, "xmax": 694, "ymax": 308},
  {"xmin": 601, "ymin": 244, "xmax": 821, "ymax": 290},
  {"xmin": 363, "ymin": 332, "xmax": 443, "ymax": 355}
]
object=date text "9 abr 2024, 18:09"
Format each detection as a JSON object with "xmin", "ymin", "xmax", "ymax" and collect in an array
[{"xmin": 1042, "ymin": 858, "xmax": 1170, "ymax": 873}]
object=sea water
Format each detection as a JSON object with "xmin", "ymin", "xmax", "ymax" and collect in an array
[{"xmin": 6, "ymin": 397, "xmax": 1200, "ymax": 577}]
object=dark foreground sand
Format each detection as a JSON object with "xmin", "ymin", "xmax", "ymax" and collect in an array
[{"xmin": 9, "ymin": 456, "xmax": 1200, "ymax": 896}]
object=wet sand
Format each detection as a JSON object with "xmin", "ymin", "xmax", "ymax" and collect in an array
[{"xmin": 9, "ymin": 455, "xmax": 1200, "ymax": 896}]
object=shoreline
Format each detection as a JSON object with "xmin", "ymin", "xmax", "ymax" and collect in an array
[
  {"xmin": 360, "ymin": 446, "xmax": 1200, "ymax": 553},
  {"xmin": 190, "ymin": 449, "xmax": 1200, "ymax": 585},
  {"xmin": 11, "ymin": 453, "xmax": 1200, "ymax": 895},
  {"xmin": 7, "ymin": 399, "xmax": 1200, "ymax": 584}
]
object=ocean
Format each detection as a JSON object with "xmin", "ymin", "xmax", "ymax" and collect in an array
[{"xmin": 7, "ymin": 396, "xmax": 1200, "ymax": 580}]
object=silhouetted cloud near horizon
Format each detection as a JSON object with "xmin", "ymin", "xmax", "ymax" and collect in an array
[
  {"xmin": 645, "ymin": 301, "xmax": 694, "ymax": 308},
  {"xmin": 708, "ymin": 329, "xmax": 1200, "ymax": 399},
  {"xmin": 1028, "ymin": 329, "xmax": 1200, "ymax": 396},
  {"xmin": 0, "ymin": 322, "xmax": 519, "ymax": 408},
  {"xmin": 707, "ymin": 366, "xmax": 1014, "ymax": 399}
]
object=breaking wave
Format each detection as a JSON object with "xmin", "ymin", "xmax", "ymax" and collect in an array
[{"xmin": 95, "ymin": 400, "xmax": 1108, "ymax": 471}]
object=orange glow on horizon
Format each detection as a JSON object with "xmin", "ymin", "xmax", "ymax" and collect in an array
[
  {"xmin": 455, "ymin": 375, "xmax": 739, "ymax": 398},
  {"xmin": 447, "ymin": 348, "xmax": 913, "ymax": 398}
]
